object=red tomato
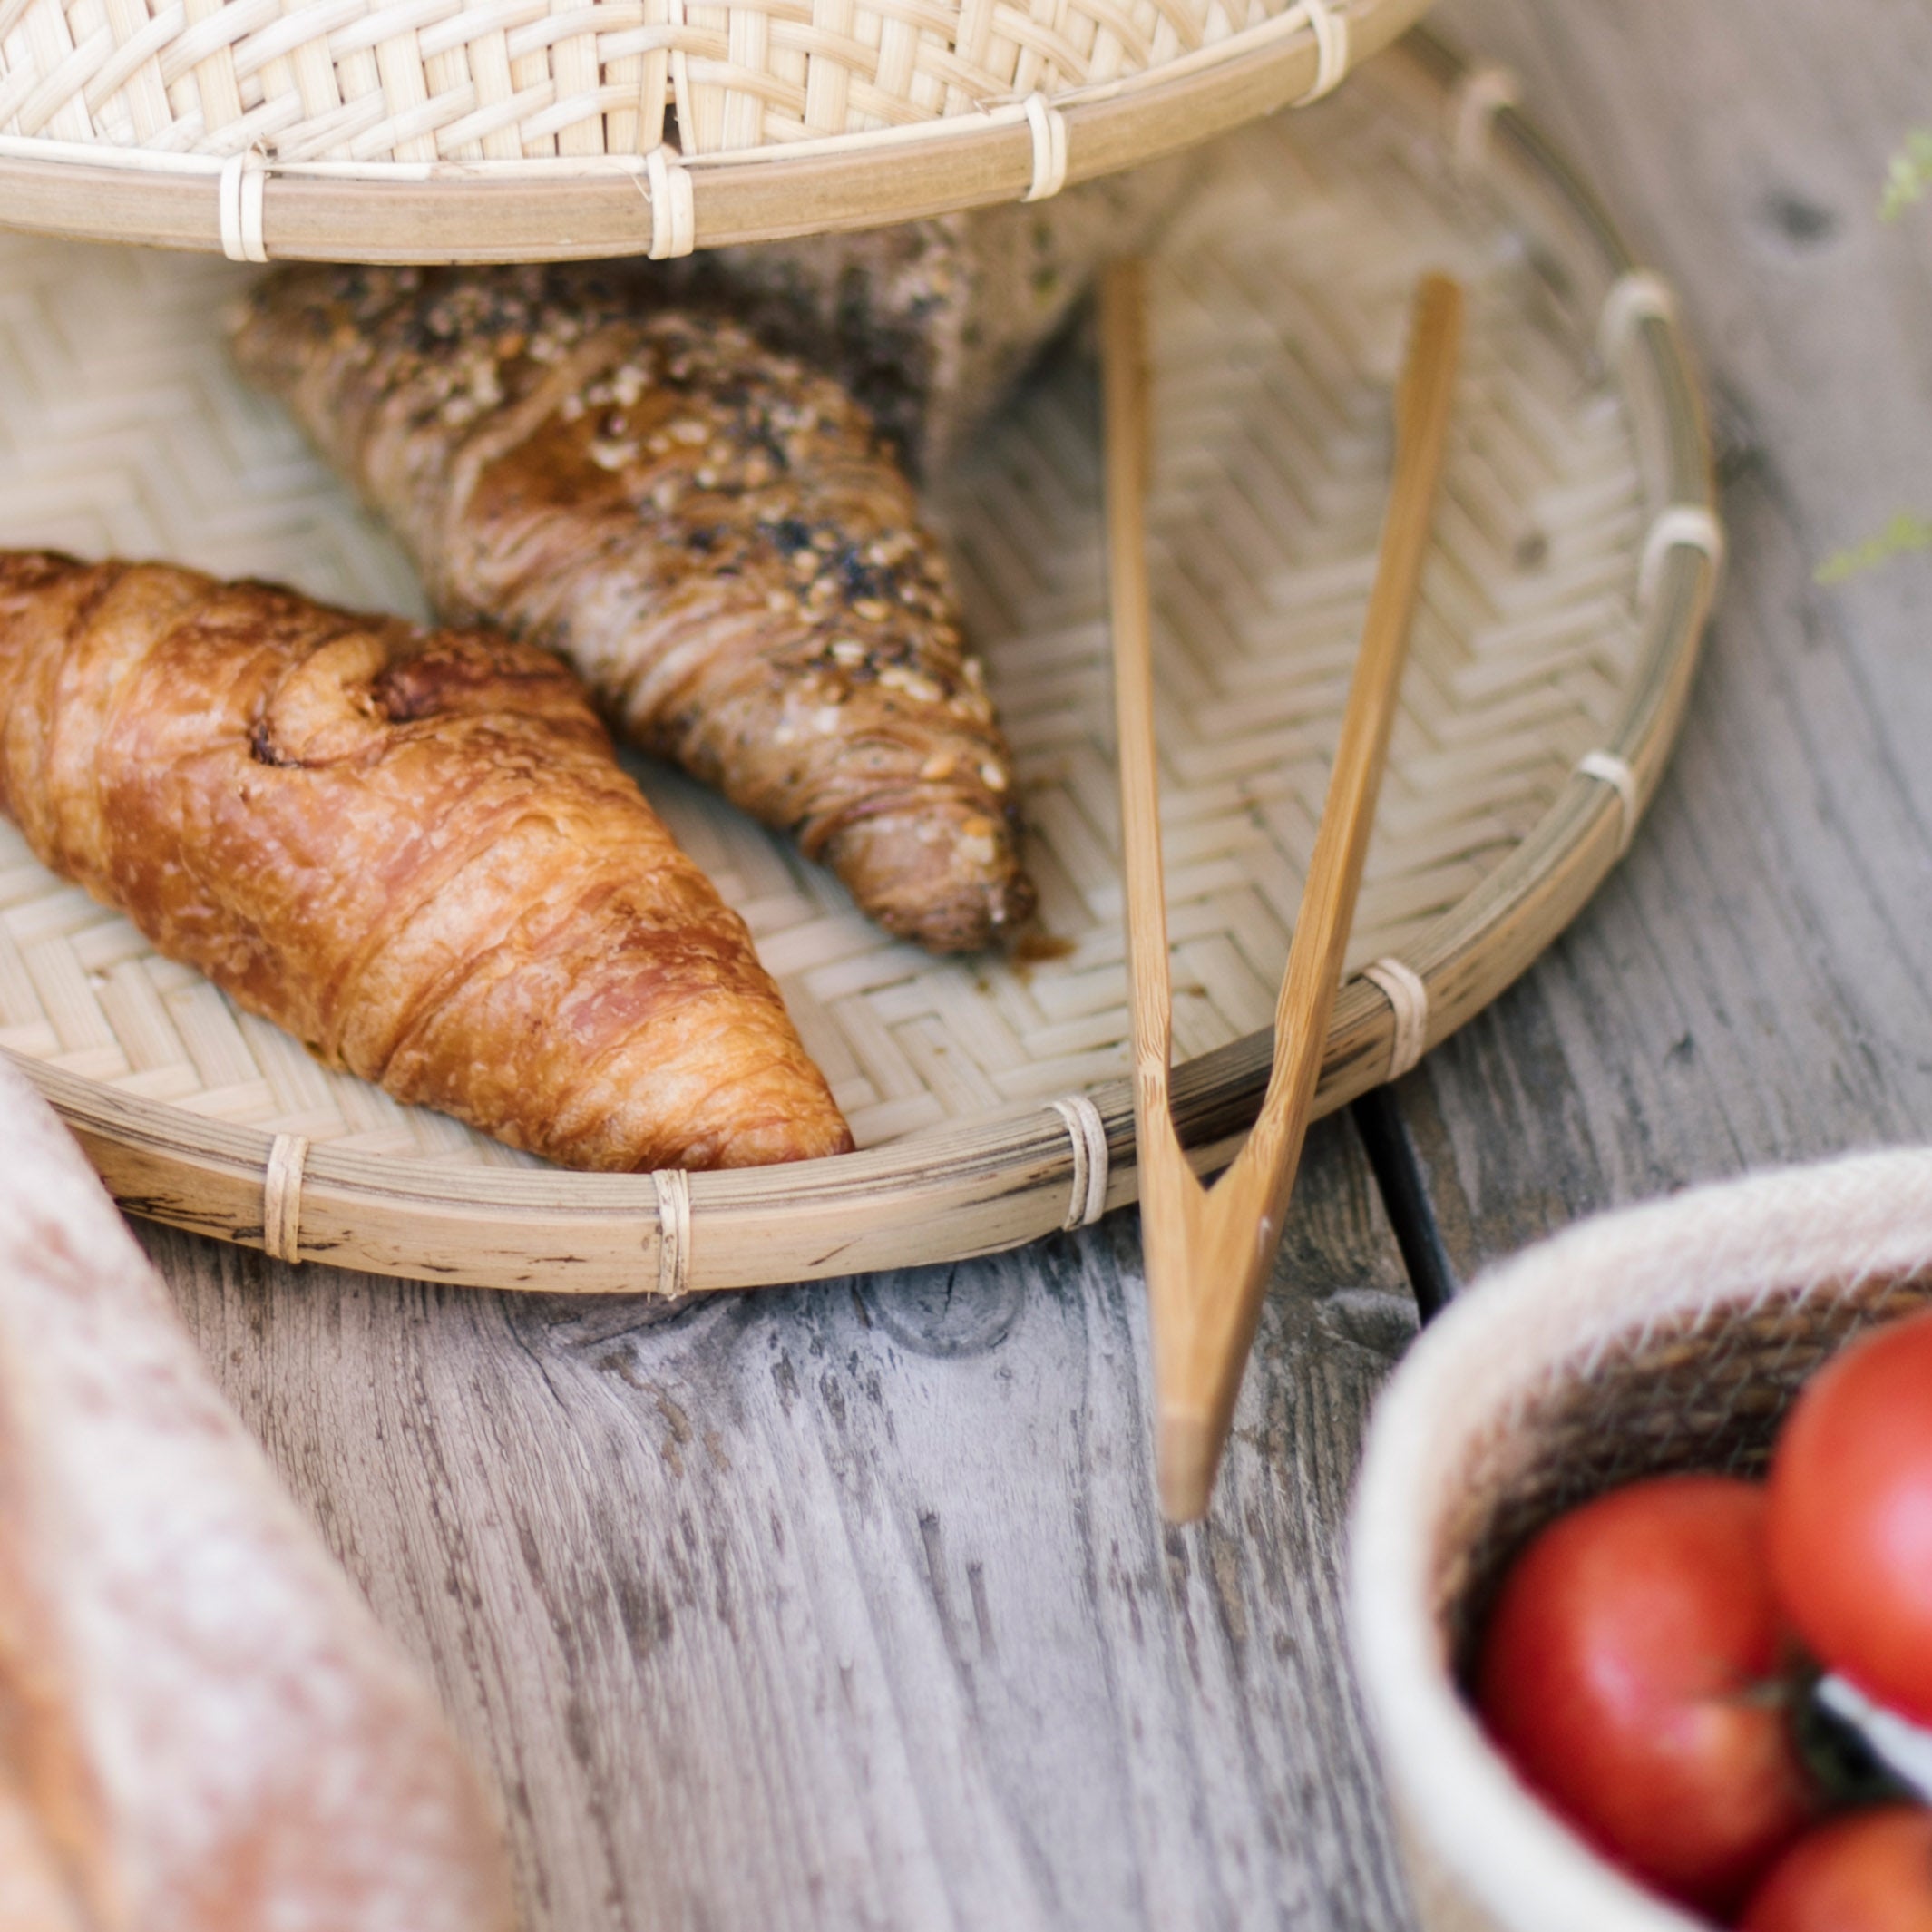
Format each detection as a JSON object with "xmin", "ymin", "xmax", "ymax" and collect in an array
[
  {"xmin": 1740, "ymin": 1807, "xmax": 1932, "ymax": 1932},
  {"xmin": 1475, "ymin": 1474, "xmax": 1816, "ymax": 1914},
  {"xmin": 1770, "ymin": 1309, "xmax": 1932, "ymax": 1726}
]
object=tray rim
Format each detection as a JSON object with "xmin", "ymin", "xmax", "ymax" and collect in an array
[
  {"xmin": 0, "ymin": 0, "xmax": 1431, "ymax": 261},
  {"xmin": 5, "ymin": 28, "xmax": 1722, "ymax": 1293}
]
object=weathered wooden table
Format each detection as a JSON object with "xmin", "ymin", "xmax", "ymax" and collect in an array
[{"xmin": 135, "ymin": 1, "xmax": 1932, "ymax": 1924}]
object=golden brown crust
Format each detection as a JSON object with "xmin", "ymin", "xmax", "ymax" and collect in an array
[
  {"xmin": 230, "ymin": 266, "xmax": 1035, "ymax": 954},
  {"xmin": 0, "ymin": 550, "xmax": 854, "ymax": 1172}
]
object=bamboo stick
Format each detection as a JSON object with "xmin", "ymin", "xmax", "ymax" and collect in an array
[{"xmin": 1101, "ymin": 263, "xmax": 1466, "ymax": 1523}]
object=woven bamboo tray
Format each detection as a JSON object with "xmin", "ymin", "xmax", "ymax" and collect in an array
[
  {"xmin": 0, "ymin": 34, "xmax": 1720, "ymax": 1293},
  {"xmin": 0, "ymin": 0, "xmax": 1432, "ymax": 259}
]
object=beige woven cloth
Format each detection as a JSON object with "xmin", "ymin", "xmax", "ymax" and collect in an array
[
  {"xmin": 1350, "ymin": 1149, "xmax": 1932, "ymax": 1932},
  {"xmin": 0, "ymin": 1054, "xmax": 513, "ymax": 1927}
]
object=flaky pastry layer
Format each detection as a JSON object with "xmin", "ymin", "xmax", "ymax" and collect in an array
[{"xmin": 0, "ymin": 551, "xmax": 853, "ymax": 1172}]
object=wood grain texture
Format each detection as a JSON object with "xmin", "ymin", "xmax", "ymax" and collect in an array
[
  {"xmin": 104, "ymin": 5, "xmax": 1900, "ymax": 1922},
  {"xmin": 1381, "ymin": 0, "xmax": 1932, "ymax": 1280},
  {"xmin": 142, "ymin": 1113, "xmax": 1419, "ymax": 1932}
]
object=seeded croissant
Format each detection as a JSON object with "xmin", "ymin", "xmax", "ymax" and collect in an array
[
  {"xmin": 231, "ymin": 266, "xmax": 1034, "ymax": 954},
  {"xmin": 0, "ymin": 551, "xmax": 854, "ymax": 1172},
  {"xmin": 646, "ymin": 157, "xmax": 1203, "ymax": 478}
]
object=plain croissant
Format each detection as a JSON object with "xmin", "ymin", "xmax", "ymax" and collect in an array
[
  {"xmin": 230, "ymin": 265, "xmax": 1035, "ymax": 954},
  {"xmin": 0, "ymin": 550, "xmax": 853, "ymax": 1172}
]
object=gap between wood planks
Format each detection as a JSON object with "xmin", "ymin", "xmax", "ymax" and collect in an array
[{"xmin": 1350, "ymin": 1089, "xmax": 1459, "ymax": 1322}]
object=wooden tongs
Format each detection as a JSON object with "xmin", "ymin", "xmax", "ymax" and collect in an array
[{"xmin": 1101, "ymin": 263, "xmax": 1465, "ymax": 1522}]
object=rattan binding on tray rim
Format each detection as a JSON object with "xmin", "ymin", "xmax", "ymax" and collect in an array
[{"xmin": 0, "ymin": 0, "xmax": 1432, "ymax": 258}]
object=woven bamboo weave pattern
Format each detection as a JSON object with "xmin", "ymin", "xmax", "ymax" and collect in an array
[
  {"xmin": 0, "ymin": 87, "xmax": 1644, "ymax": 1166},
  {"xmin": 0, "ymin": 0, "xmax": 1334, "ymax": 161}
]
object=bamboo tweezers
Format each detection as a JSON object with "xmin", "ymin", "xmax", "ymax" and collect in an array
[{"xmin": 1100, "ymin": 263, "xmax": 1466, "ymax": 1522}]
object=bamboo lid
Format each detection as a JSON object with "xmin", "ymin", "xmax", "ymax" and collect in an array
[{"xmin": 0, "ymin": 0, "xmax": 1431, "ymax": 259}]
